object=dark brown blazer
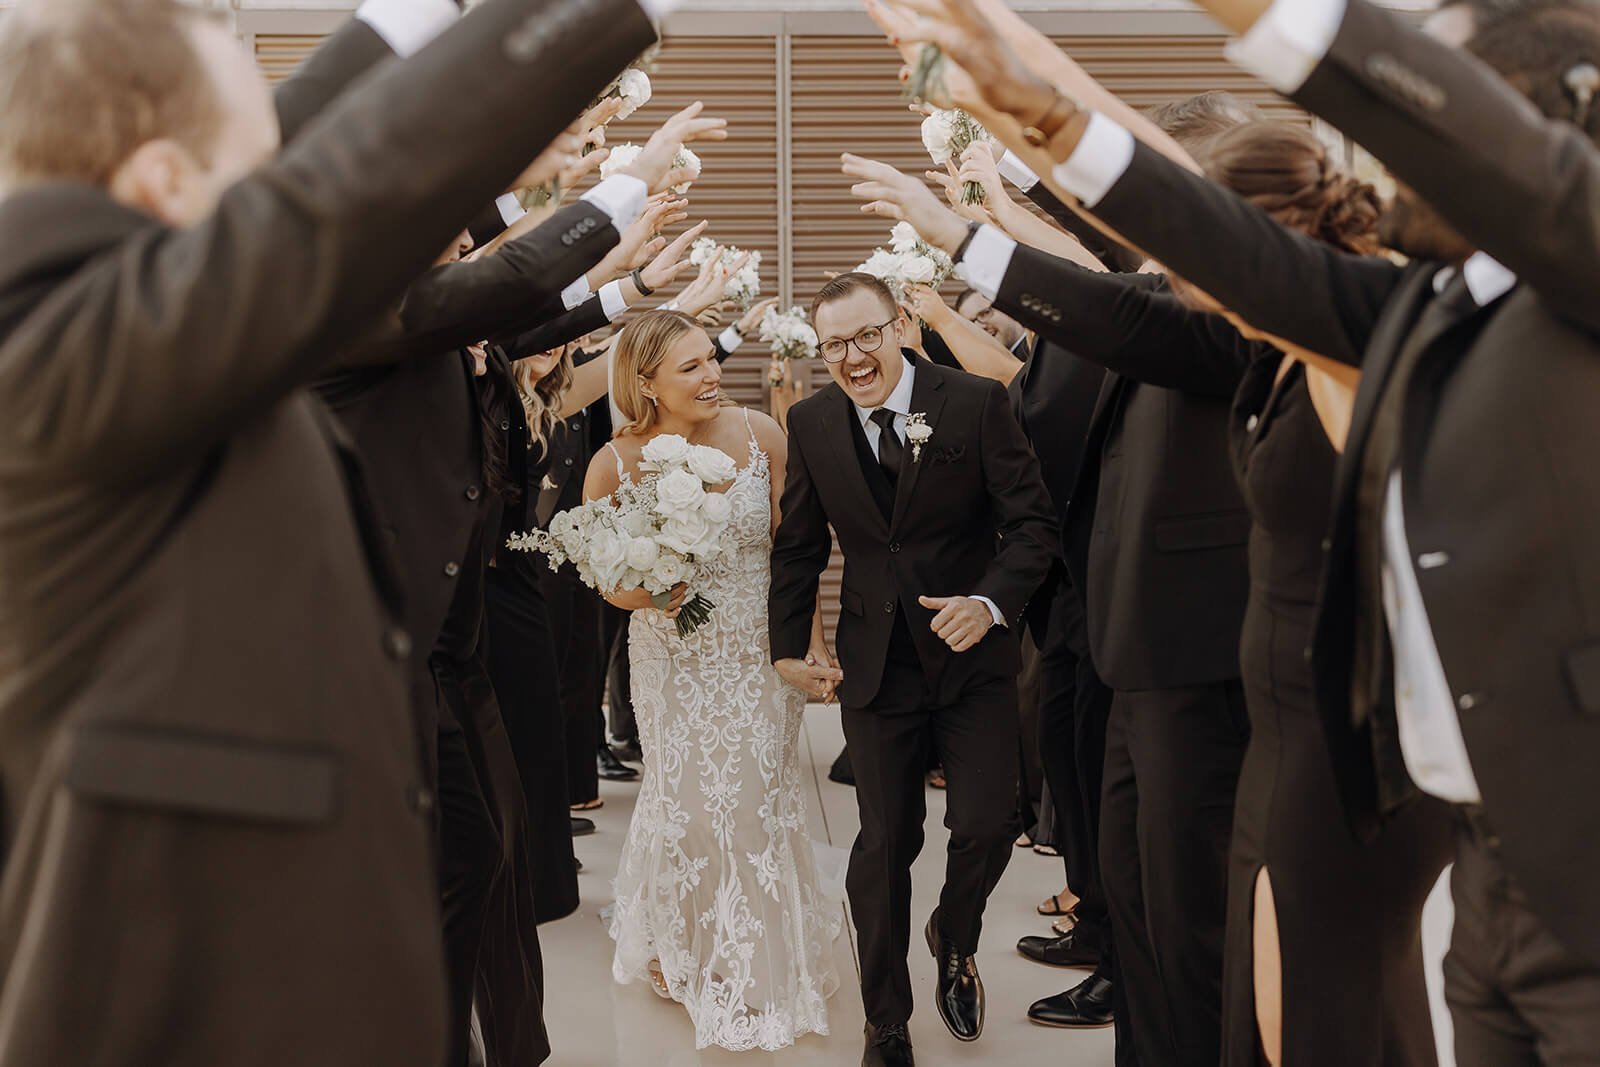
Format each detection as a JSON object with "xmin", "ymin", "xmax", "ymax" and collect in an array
[
  {"xmin": 0, "ymin": 2, "xmax": 656, "ymax": 1064},
  {"xmin": 1078, "ymin": 0, "xmax": 1600, "ymax": 964}
]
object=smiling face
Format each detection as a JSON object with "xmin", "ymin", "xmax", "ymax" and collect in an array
[
  {"xmin": 813, "ymin": 286, "xmax": 907, "ymax": 409},
  {"xmin": 641, "ymin": 328, "xmax": 723, "ymax": 426},
  {"xmin": 956, "ymin": 290, "xmax": 1025, "ymax": 351}
]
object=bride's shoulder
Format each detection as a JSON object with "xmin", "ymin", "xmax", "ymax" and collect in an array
[{"xmin": 728, "ymin": 407, "xmax": 786, "ymax": 456}]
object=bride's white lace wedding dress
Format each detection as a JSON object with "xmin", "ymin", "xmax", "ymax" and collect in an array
[{"xmin": 608, "ymin": 414, "xmax": 841, "ymax": 1052}]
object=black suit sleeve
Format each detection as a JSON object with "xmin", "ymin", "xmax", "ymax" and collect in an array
[
  {"xmin": 500, "ymin": 294, "xmax": 612, "ymax": 358},
  {"xmin": 1292, "ymin": 0, "xmax": 1600, "ymax": 332},
  {"xmin": 0, "ymin": 0, "xmax": 656, "ymax": 484},
  {"xmin": 1086, "ymin": 139, "xmax": 1403, "ymax": 368},
  {"xmin": 1023, "ymin": 183, "xmax": 1145, "ymax": 274},
  {"xmin": 395, "ymin": 200, "xmax": 619, "ymax": 353},
  {"xmin": 769, "ymin": 406, "xmax": 833, "ymax": 663},
  {"xmin": 273, "ymin": 19, "xmax": 398, "ymax": 144},
  {"xmin": 712, "ymin": 334, "xmax": 733, "ymax": 364},
  {"xmin": 994, "ymin": 245, "xmax": 1261, "ymax": 397},
  {"xmin": 920, "ymin": 328, "xmax": 962, "ymax": 369},
  {"xmin": 970, "ymin": 378, "xmax": 1057, "ymax": 626}
]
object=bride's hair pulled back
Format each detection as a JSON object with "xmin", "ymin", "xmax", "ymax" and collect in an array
[
  {"xmin": 613, "ymin": 309, "xmax": 707, "ymax": 437},
  {"xmin": 1203, "ymin": 122, "xmax": 1383, "ymax": 256}
]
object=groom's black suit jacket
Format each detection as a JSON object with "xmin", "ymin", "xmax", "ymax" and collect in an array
[{"xmin": 770, "ymin": 356, "xmax": 1057, "ymax": 708}]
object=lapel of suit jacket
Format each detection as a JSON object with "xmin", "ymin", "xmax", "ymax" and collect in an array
[
  {"xmin": 890, "ymin": 366, "xmax": 948, "ymax": 534},
  {"xmin": 822, "ymin": 388, "xmax": 891, "ymax": 538}
]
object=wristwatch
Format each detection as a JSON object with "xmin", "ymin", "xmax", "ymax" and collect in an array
[{"xmin": 1020, "ymin": 90, "xmax": 1086, "ymax": 162}]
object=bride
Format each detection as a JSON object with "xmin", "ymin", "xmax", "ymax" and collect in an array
[{"xmin": 582, "ymin": 309, "xmax": 842, "ymax": 1052}]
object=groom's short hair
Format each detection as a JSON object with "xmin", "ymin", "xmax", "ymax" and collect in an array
[{"xmin": 810, "ymin": 272, "xmax": 898, "ymax": 324}]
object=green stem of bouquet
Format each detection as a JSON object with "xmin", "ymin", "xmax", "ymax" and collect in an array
[{"xmin": 904, "ymin": 45, "xmax": 946, "ymax": 105}]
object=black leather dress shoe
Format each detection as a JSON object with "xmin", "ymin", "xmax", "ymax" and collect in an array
[
  {"xmin": 1017, "ymin": 930, "xmax": 1101, "ymax": 968},
  {"xmin": 1028, "ymin": 973, "xmax": 1115, "ymax": 1028},
  {"xmin": 925, "ymin": 911, "xmax": 983, "ymax": 1041},
  {"xmin": 862, "ymin": 1022, "xmax": 914, "ymax": 1066},
  {"xmin": 612, "ymin": 739, "xmax": 644, "ymax": 763},
  {"xmin": 597, "ymin": 745, "xmax": 639, "ymax": 781},
  {"xmin": 570, "ymin": 816, "xmax": 596, "ymax": 837}
]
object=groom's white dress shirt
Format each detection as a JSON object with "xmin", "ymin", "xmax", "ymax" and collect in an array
[{"xmin": 851, "ymin": 358, "xmax": 1005, "ymax": 630}]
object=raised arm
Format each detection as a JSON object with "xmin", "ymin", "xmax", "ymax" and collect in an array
[{"xmin": 0, "ymin": 0, "xmax": 659, "ymax": 486}]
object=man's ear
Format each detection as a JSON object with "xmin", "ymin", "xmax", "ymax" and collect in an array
[{"xmin": 107, "ymin": 139, "xmax": 203, "ymax": 226}]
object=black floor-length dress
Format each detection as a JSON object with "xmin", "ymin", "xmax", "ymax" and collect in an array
[{"xmin": 1222, "ymin": 357, "xmax": 1453, "ymax": 1066}]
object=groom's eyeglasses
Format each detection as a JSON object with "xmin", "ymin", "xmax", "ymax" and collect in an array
[{"xmin": 820, "ymin": 319, "xmax": 897, "ymax": 364}]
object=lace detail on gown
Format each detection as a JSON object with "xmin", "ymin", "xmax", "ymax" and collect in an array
[{"xmin": 609, "ymin": 431, "xmax": 842, "ymax": 1052}]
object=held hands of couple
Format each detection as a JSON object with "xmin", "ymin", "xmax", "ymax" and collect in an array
[
  {"xmin": 920, "ymin": 595, "xmax": 995, "ymax": 653},
  {"xmin": 776, "ymin": 653, "xmax": 844, "ymax": 705}
]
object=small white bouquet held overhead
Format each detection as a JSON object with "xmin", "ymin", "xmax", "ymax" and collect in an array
[
  {"xmin": 921, "ymin": 108, "xmax": 1000, "ymax": 204},
  {"xmin": 759, "ymin": 305, "xmax": 818, "ymax": 362},
  {"xmin": 601, "ymin": 67, "xmax": 653, "ymax": 120},
  {"xmin": 601, "ymin": 142, "xmax": 702, "ymax": 195},
  {"xmin": 690, "ymin": 237, "xmax": 762, "ymax": 309},
  {"xmin": 507, "ymin": 434, "xmax": 738, "ymax": 637},
  {"xmin": 854, "ymin": 222, "xmax": 955, "ymax": 301}
]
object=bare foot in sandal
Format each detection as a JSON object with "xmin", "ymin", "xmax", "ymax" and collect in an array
[
  {"xmin": 570, "ymin": 798, "xmax": 603, "ymax": 812},
  {"xmin": 1038, "ymin": 888, "xmax": 1080, "ymax": 916}
]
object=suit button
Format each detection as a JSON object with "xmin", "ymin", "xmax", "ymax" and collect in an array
[
  {"xmin": 883, "ymin": 601, "xmax": 895, "ymax": 615},
  {"xmin": 500, "ymin": 418, "xmax": 511, "ymax": 431},
  {"xmin": 890, "ymin": 542, "xmax": 901, "ymax": 553},
  {"xmin": 1246, "ymin": 415, "xmax": 1260, "ymax": 432},
  {"xmin": 570, "ymin": 421, "xmax": 582, "ymax": 431},
  {"xmin": 1418, "ymin": 551, "xmax": 1450, "ymax": 569},
  {"xmin": 384, "ymin": 628, "xmax": 413, "ymax": 661},
  {"xmin": 565, "ymin": 457, "xmax": 574, "ymax": 467},
  {"xmin": 406, "ymin": 786, "xmax": 436, "ymax": 816},
  {"xmin": 444, "ymin": 562, "xmax": 461, "ymax": 578},
  {"xmin": 466, "ymin": 485, "xmax": 481, "ymax": 501},
  {"xmin": 1458, "ymin": 692, "xmax": 1481, "ymax": 711}
]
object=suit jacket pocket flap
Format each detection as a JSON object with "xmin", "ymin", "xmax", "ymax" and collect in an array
[
  {"xmin": 841, "ymin": 587, "xmax": 865, "ymax": 617},
  {"xmin": 64, "ymin": 727, "xmax": 338, "ymax": 825},
  {"xmin": 1155, "ymin": 511, "xmax": 1252, "ymax": 553},
  {"xmin": 1566, "ymin": 641, "xmax": 1600, "ymax": 715}
]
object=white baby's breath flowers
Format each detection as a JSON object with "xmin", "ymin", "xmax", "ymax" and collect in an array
[
  {"xmin": 759, "ymin": 306, "xmax": 819, "ymax": 362},
  {"xmin": 854, "ymin": 224, "xmax": 954, "ymax": 302},
  {"xmin": 600, "ymin": 143, "xmax": 701, "ymax": 194},
  {"xmin": 690, "ymin": 237, "xmax": 763, "ymax": 309}
]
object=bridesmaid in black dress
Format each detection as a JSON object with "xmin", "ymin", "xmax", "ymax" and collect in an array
[{"xmin": 926, "ymin": 121, "xmax": 1454, "ymax": 1064}]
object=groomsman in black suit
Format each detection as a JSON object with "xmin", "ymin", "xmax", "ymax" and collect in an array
[
  {"xmin": 913, "ymin": 0, "xmax": 1600, "ymax": 1060},
  {"xmin": 0, "ymin": 0, "xmax": 659, "ymax": 1063},
  {"xmin": 770, "ymin": 272, "xmax": 1055, "ymax": 1066}
]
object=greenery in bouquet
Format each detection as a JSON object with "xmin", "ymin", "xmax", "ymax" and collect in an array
[{"xmin": 922, "ymin": 108, "xmax": 1001, "ymax": 204}]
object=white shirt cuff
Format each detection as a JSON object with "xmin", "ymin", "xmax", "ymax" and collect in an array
[
  {"xmin": 635, "ymin": 0, "xmax": 686, "ymax": 19},
  {"xmin": 953, "ymin": 224, "xmax": 1018, "ymax": 303},
  {"xmin": 1224, "ymin": 0, "xmax": 1348, "ymax": 94},
  {"xmin": 580, "ymin": 174, "xmax": 649, "ymax": 231},
  {"xmin": 972, "ymin": 596, "xmax": 1006, "ymax": 629},
  {"xmin": 998, "ymin": 150, "xmax": 1040, "ymax": 192},
  {"xmin": 560, "ymin": 275, "xmax": 593, "ymax": 312},
  {"xmin": 1048, "ymin": 113, "xmax": 1136, "ymax": 210},
  {"xmin": 496, "ymin": 193, "xmax": 527, "ymax": 228},
  {"xmin": 355, "ymin": 0, "xmax": 459, "ymax": 58},
  {"xmin": 598, "ymin": 281, "xmax": 629, "ymax": 321},
  {"xmin": 717, "ymin": 327, "xmax": 744, "ymax": 354}
]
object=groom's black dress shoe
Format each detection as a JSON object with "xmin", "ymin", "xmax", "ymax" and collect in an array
[
  {"xmin": 1017, "ymin": 929, "xmax": 1101, "ymax": 968},
  {"xmin": 570, "ymin": 816, "xmax": 596, "ymax": 837},
  {"xmin": 925, "ymin": 911, "xmax": 984, "ymax": 1042},
  {"xmin": 597, "ymin": 745, "xmax": 639, "ymax": 781},
  {"xmin": 611, "ymin": 738, "xmax": 644, "ymax": 763},
  {"xmin": 1028, "ymin": 973, "xmax": 1116, "ymax": 1028},
  {"xmin": 862, "ymin": 1023, "xmax": 914, "ymax": 1066}
]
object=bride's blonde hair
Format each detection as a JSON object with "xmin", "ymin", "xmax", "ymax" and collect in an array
[{"xmin": 613, "ymin": 309, "xmax": 722, "ymax": 437}]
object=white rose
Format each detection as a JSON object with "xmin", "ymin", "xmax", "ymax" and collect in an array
[
  {"xmin": 900, "ymin": 254, "xmax": 937, "ymax": 285},
  {"xmin": 588, "ymin": 528, "xmax": 626, "ymax": 576},
  {"xmin": 701, "ymin": 491, "xmax": 733, "ymax": 526},
  {"xmin": 687, "ymin": 446, "xmax": 737, "ymax": 485},
  {"xmin": 654, "ymin": 468, "xmax": 705, "ymax": 518},
  {"xmin": 599, "ymin": 142, "xmax": 642, "ymax": 181},
  {"xmin": 641, "ymin": 433, "xmax": 692, "ymax": 470},
  {"xmin": 615, "ymin": 68, "xmax": 652, "ymax": 119},
  {"xmin": 921, "ymin": 112, "xmax": 954, "ymax": 166},
  {"xmin": 618, "ymin": 508, "xmax": 653, "ymax": 538},
  {"xmin": 652, "ymin": 553, "xmax": 691, "ymax": 588},
  {"xmin": 658, "ymin": 510, "xmax": 715, "ymax": 556},
  {"xmin": 624, "ymin": 535, "xmax": 660, "ymax": 571},
  {"xmin": 890, "ymin": 221, "xmax": 922, "ymax": 254}
]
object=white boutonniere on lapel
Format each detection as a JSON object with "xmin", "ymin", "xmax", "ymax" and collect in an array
[{"xmin": 904, "ymin": 412, "xmax": 933, "ymax": 463}]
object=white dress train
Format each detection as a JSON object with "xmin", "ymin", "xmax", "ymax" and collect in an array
[{"xmin": 608, "ymin": 415, "xmax": 841, "ymax": 1052}]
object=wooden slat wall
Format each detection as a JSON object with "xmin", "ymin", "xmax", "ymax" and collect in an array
[
  {"xmin": 255, "ymin": 34, "xmax": 323, "ymax": 85},
  {"xmin": 571, "ymin": 37, "xmax": 782, "ymax": 411}
]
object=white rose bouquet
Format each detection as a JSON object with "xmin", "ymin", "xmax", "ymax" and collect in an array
[
  {"xmin": 690, "ymin": 237, "xmax": 762, "ymax": 309},
  {"xmin": 759, "ymin": 305, "xmax": 818, "ymax": 362},
  {"xmin": 601, "ymin": 142, "xmax": 702, "ymax": 195},
  {"xmin": 854, "ymin": 223, "xmax": 955, "ymax": 301},
  {"xmin": 600, "ymin": 67, "xmax": 653, "ymax": 120},
  {"xmin": 920, "ymin": 108, "xmax": 1000, "ymax": 204},
  {"xmin": 507, "ymin": 434, "xmax": 738, "ymax": 637}
]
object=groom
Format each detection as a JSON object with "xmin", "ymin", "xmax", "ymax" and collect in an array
[{"xmin": 770, "ymin": 273, "xmax": 1056, "ymax": 1066}]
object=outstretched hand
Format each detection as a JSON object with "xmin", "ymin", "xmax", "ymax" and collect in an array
[
  {"xmin": 919, "ymin": 594, "xmax": 995, "ymax": 653},
  {"xmin": 628, "ymin": 102, "xmax": 729, "ymax": 195},
  {"xmin": 640, "ymin": 219, "xmax": 709, "ymax": 293},
  {"xmin": 843, "ymin": 154, "xmax": 970, "ymax": 255},
  {"xmin": 890, "ymin": 0, "xmax": 1060, "ymax": 126}
]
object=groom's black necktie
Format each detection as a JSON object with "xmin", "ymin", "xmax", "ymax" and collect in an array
[{"xmin": 870, "ymin": 408, "xmax": 903, "ymax": 489}]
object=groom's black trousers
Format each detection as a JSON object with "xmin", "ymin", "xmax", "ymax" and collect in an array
[{"xmin": 842, "ymin": 613, "xmax": 1020, "ymax": 1027}]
